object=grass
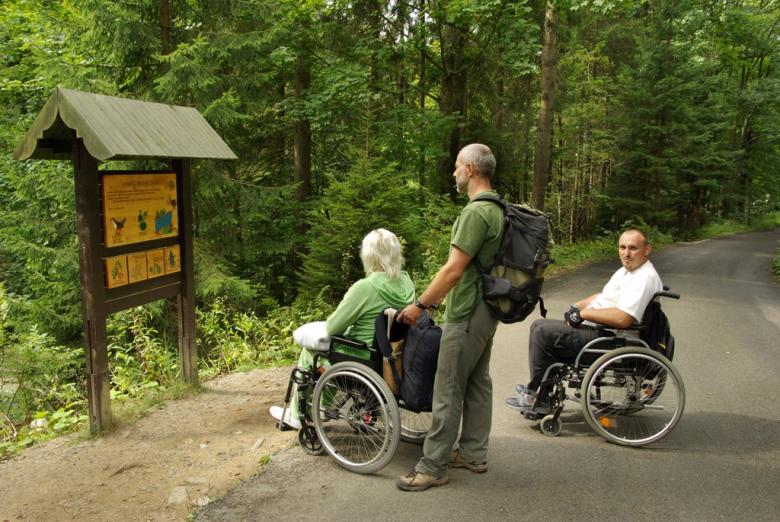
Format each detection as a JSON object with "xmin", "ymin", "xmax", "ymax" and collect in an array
[
  {"xmin": 697, "ymin": 212, "xmax": 780, "ymax": 239},
  {"xmin": 111, "ymin": 380, "xmax": 201, "ymax": 428}
]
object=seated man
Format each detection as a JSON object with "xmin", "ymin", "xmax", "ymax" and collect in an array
[{"xmin": 506, "ymin": 228, "xmax": 663, "ymax": 413}]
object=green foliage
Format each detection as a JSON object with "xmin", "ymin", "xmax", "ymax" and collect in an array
[
  {"xmin": 196, "ymin": 293, "xmax": 335, "ymax": 375},
  {"xmin": 1, "ymin": 283, "xmax": 87, "ymax": 458},
  {"xmin": 773, "ymin": 248, "xmax": 780, "ymax": 283},
  {"xmin": 298, "ymin": 155, "xmax": 432, "ymax": 301},
  {"xmin": 698, "ymin": 212, "xmax": 780, "ymax": 239},
  {"xmin": 107, "ymin": 307, "xmax": 179, "ymax": 400},
  {"xmin": 3, "ymin": 0, "xmax": 780, "ymax": 456}
]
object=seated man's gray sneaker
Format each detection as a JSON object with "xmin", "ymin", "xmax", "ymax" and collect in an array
[
  {"xmin": 515, "ymin": 383, "xmax": 532, "ymax": 395},
  {"xmin": 396, "ymin": 469, "xmax": 449, "ymax": 492},
  {"xmin": 449, "ymin": 449, "xmax": 487, "ymax": 473},
  {"xmin": 505, "ymin": 391, "xmax": 551, "ymax": 414}
]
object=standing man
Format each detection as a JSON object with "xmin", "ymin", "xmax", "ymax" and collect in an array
[
  {"xmin": 395, "ymin": 143, "xmax": 503, "ymax": 492},
  {"xmin": 507, "ymin": 228, "xmax": 663, "ymax": 413}
]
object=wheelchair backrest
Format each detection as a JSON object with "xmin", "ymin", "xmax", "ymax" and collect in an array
[{"xmin": 638, "ymin": 288, "xmax": 679, "ymax": 360}]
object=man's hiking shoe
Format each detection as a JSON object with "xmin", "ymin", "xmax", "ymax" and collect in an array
[
  {"xmin": 396, "ymin": 469, "xmax": 449, "ymax": 492},
  {"xmin": 449, "ymin": 450, "xmax": 487, "ymax": 473}
]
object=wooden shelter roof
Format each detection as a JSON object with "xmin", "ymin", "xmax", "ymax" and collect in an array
[{"xmin": 14, "ymin": 87, "xmax": 237, "ymax": 161}]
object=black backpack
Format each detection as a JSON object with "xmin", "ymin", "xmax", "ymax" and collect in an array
[
  {"xmin": 398, "ymin": 311, "xmax": 442, "ymax": 412},
  {"xmin": 640, "ymin": 301, "xmax": 675, "ymax": 360},
  {"xmin": 472, "ymin": 193, "xmax": 554, "ymax": 324}
]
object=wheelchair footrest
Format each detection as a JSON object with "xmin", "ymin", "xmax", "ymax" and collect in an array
[{"xmin": 520, "ymin": 410, "xmax": 543, "ymax": 421}]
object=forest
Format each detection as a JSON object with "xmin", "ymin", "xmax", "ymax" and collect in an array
[{"xmin": 1, "ymin": 0, "xmax": 779, "ymax": 451}]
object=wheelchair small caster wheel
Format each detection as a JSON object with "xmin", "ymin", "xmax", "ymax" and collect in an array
[
  {"xmin": 298, "ymin": 426, "xmax": 324, "ymax": 456},
  {"xmin": 540, "ymin": 414, "xmax": 562, "ymax": 437}
]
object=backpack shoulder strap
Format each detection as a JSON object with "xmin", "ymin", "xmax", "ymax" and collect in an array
[
  {"xmin": 471, "ymin": 192, "xmax": 506, "ymax": 208},
  {"xmin": 470, "ymin": 193, "xmax": 505, "ymax": 274}
]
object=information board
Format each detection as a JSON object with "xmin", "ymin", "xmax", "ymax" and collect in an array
[{"xmin": 102, "ymin": 173, "xmax": 179, "ymax": 247}]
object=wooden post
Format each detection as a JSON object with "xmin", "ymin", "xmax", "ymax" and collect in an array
[
  {"xmin": 72, "ymin": 136, "xmax": 112, "ymax": 433},
  {"xmin": 174, "ymin": 159, "xmax": 198, "ymax": 385}
]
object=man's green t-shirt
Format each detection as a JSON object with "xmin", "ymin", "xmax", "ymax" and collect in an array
[{"xmin": 445, "ymin": 190, "xmax": 504, "ymax": 323}]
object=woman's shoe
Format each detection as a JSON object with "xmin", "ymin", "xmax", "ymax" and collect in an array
[{"xmin": 269, "ymin": 405, "xmax": 301, "ymax": 430}]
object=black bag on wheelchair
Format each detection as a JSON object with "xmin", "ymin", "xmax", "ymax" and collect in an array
[
  {"xmin": 640, "ymin": 301, "xmax": 675, "ymax": 360},
  {"xmin": 399, "ymin": 311, "xmax": 442, "ymax": 412},
  {"xmin": 374, "ymin": 309, "xmax": 409, "ymax": 395}
]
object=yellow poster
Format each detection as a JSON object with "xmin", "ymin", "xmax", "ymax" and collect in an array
[
  {"xmin": 127, "ymin": 252, "xmax": 148, "ymax": 284},
  {"xmin": 164, "ymin": 245, "xmax": 181, "ymax": 274},
  {"xmin": 146, "ymin": 249, "xmax": 165, "ymax": 279},
  {"xmin": 105, "ymin": 255, "xmax": 129, "ymax": 289},
  {"xmin": 102, "ymin": 173, "xmax": 178, "ymax": 247}
]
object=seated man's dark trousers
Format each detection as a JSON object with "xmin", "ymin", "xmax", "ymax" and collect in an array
[{"xmin": 527, "ymin": 318, "xmax": 612, "ymax": 391}]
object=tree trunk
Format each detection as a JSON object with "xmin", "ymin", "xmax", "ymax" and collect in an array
[
  {"xmin": 437, "ymin": 22, "xmax": 467, "ymax": 197},
  {"xmin": 161, "ymin": 0, "xmax": 171, "ymax": 55},
  {"xmin": 293, "ymin": 56, "xmax": 312, "ymax": 203},
  {"xmin": 418, "ymin": 0, "xmax": 427, "ymax": 185},
  {"xmin": 532, "ymin": 1, "xmax": 558, "ymax": 211}
]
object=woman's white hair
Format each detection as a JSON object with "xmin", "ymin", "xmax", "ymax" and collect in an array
[{"xmin": 360, "ymin": 228, "xmax": 404, "ymax": 278}]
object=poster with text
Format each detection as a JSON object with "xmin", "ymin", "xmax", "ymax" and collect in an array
[
  {"xmin": 127, "ymin": 252, "xmax": 148, "ymax": 284},
  {"xmin": 102, "ymin": 173, "xmax": 178, "ymax": 247}
]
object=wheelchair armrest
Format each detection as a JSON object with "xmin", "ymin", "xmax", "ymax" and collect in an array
[
  {"xmin": 584, "ymin": 322, "xmax": 641, "ymax": 333},
  {"xmin": 330, "ymin": 335, "xmax": 369, "ymax": 350}
]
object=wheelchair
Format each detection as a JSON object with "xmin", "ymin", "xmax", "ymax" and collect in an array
[
  {"xmin": 519, "ymin": 288, "xmax": 685, "ymax": 446},
  {"xmin": 277, "ymin": 315, "xmax": 432, "ymax": 474}
]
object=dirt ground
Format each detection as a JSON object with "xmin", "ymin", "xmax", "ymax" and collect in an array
[{"xmin": 0, "ymin": 366, "xmax": 297, "ymax": 521}]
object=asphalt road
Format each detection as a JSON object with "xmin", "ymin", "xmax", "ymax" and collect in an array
[{"xmin": 198, "ymin": 229, "xmax": 780, "ymax": 522}]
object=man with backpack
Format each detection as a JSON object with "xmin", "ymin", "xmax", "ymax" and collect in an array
[
  {"xmin": 506, "ymin": 228, "xmax": 663, "ymax": 413},
  {"xmin": 395, "ymin": 143, "xmax": 503, "ymax": 492}
]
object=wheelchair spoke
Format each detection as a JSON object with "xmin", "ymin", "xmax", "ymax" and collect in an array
[
  {"xmin": 581, "ymin": 348, "xmax": 685, "ymax": 446},
  {"xmin": 312, "ymin": 363, "xmax": 400, "ymax": 474}
]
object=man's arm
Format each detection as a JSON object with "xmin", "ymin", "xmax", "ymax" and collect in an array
[
  {"xmin": 396, "ymin": 246, "xmax": 472, "ymax": 325},
  {"xmin": 578, "ymin": 307, "xmax": 635, "ymax": 329}
]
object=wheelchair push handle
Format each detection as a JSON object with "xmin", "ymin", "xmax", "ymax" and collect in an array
[{"xmin": 656, "ymin": 286, "xmax": 681, "ymax": 300}]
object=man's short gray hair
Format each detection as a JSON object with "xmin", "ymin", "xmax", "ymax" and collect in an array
[
  {"xmin": 459, "ymin": 143, "xmax": 496, "ymax": 179},
  {"xmin": 360, "ymin": 228, "xmax": 404, "ymax": 278}
]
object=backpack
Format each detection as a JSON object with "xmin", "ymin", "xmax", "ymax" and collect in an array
[
  {"xmin": 398, "ymin": 311, "xmax": 442, "ymax": 412},
  {"xmin": 639, "ymin": 301, "xmax": 675, "ymax": 360},
  {"xmin": 472, "ymin": 193, "xmax": 554, "ymax": 324}
]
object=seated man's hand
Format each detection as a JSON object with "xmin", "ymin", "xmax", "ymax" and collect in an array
[{"xmin": 564, "ymin": 306, "xmax": 584, "ymax": 328}]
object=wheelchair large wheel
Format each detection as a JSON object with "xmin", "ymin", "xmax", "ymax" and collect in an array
[
  {"xmin": 312, "ymin": 361, "xmax": 400, "ymax": 474},
  {"xmin": 399, "ymin": 408, "xmax": 432, "ymax": 444},
  {"xmin": 581, "ymin": 347, "xmax": 685, "ymax": 447}
]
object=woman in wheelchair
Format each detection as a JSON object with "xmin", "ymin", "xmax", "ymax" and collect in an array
[{"xmin": 269, "ymin": 228, "xmax": 415, "ymax": 429}]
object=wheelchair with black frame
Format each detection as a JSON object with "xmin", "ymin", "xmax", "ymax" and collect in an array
[
  {"xmin": 276, "ymin": 311, "xmax": 432, "ymax": 474},
  {"xmin": 519, "ymin": 288, "xmax": 685, "ymax": 446}
]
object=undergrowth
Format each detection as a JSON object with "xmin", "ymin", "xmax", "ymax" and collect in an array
[{"xmin": 0, "ymin": 286, "xmax": 332, "ymax": 459}]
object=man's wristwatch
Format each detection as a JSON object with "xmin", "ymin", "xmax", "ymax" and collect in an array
[{"xmin": 414, "ymin": 298, "xmax": 428, "ymax": 310}]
